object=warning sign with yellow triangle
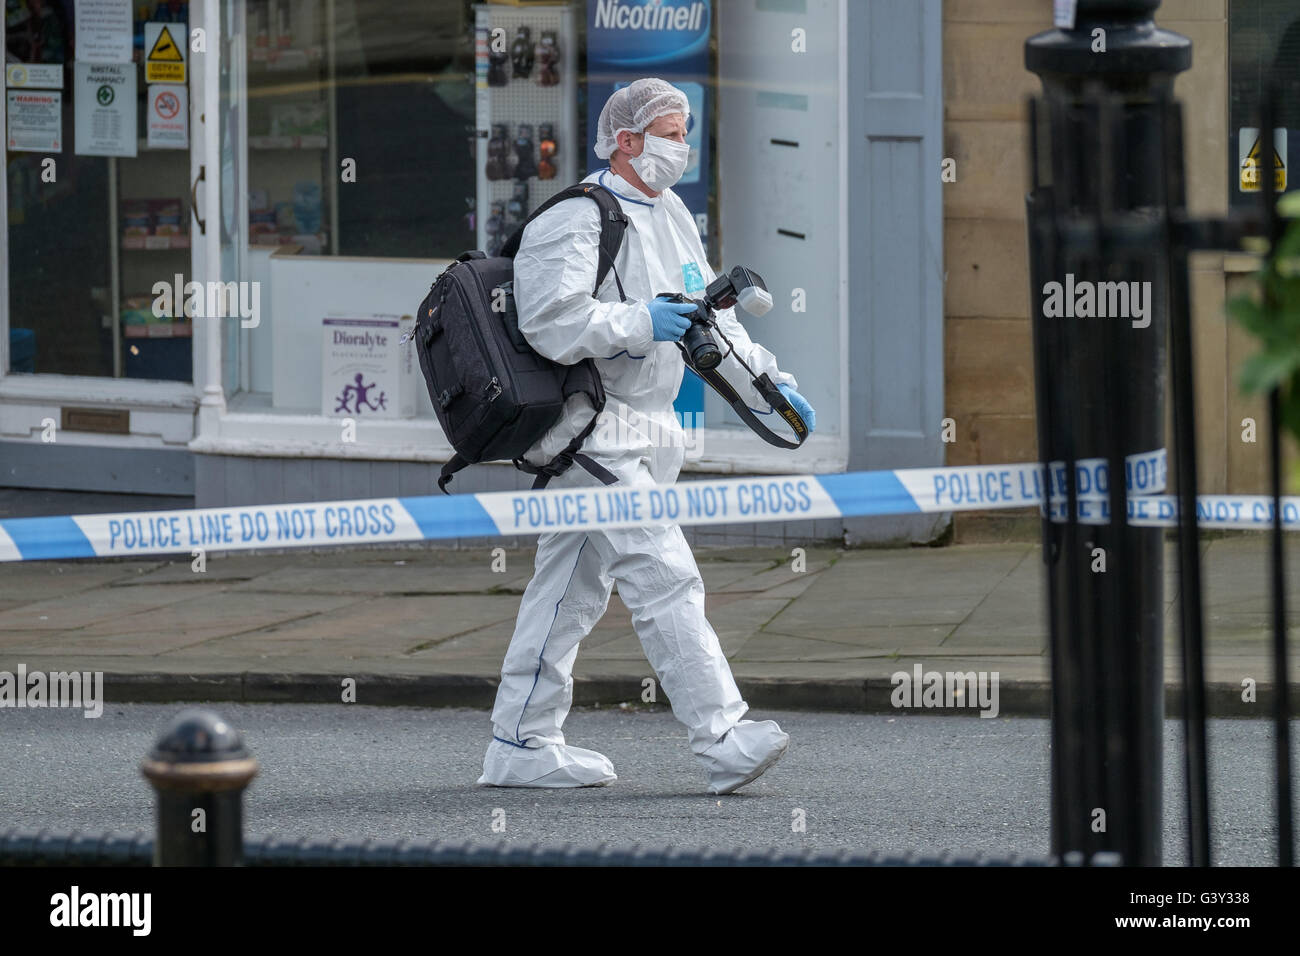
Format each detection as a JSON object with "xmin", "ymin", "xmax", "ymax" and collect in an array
[
  {"xmin": 145, "ymin": 23, "xmax": 187, "ymax": 84},
  {"xmin": 1239, "ymin": 127, "xmax": 1286, "ymax": 193}
]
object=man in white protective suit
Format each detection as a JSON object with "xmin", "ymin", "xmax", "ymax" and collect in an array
[{"xmin": 477, "ymin": 78, "xmax": 818, "ymax": 794}]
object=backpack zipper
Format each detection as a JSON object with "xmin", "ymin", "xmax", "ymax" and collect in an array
[
  {"xmin": 449, "ymin": 277, "xmax": 498, "ymax": 375},
  {"xmin": 405, "ymin": 282, "xmax": 447, "ymax": 348},
  {"xmin": 457, "ymin": 268, "xmax": 519, "ymax": 402}
]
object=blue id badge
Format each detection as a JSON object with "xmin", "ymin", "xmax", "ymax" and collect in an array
[{"xmin": 682, "ymin": 262, "xmax": 706, "ymax": 294}]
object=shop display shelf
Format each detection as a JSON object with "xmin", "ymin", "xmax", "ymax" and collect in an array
[
  {"xmin": 249, "ymin": 134, "xmax": 329, "ymax": 150},
  {"xmin": 121, "ymin": 234, "xmax": 191, "ymax": 251},
  {"xmin": 122, "ymin": 321, "xmax": 193, "ymax": 339},
  {"xmin": 250, "ymin": 46, "xmax": 324, "ymax": 71},
  {"xmin": 250, "ymin": 232, "xmax": 328, "ymax": 253}
]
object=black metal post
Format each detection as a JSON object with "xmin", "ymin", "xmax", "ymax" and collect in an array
[
  {"xmin": 140, "ymin": 709, "xmax": 258, "ymax": 866},
  {"xmin": 1025, "ymin": 0, "xmax": 1190, "ymax": 865},
  {"xmin": 1160, "ymin": 96, "xmax": 1212, "ymax": 868},
  {"xmin": 1259, "ymin": 83, "xmax": 1295, "ymax": 869}
]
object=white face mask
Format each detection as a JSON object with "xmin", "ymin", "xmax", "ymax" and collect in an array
[{"xmin": 629, "ymin": 133, "xmax": 690, "ymax": 193}]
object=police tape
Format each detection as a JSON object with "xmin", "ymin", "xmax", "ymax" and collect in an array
[
  {"xmin": 1053, "ymin": 494, "xmax": 1300, "ymax": 530},
  {"xmin": 6, "ymin": 446, "xmax": 1262, "ymax": 564}
]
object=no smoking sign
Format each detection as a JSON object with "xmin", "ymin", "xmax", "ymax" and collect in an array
[
  {"xmin": 154, "ymin": 90, "xmax": 181, "ymax": 119},
  {"xmin": 147, "ymin": 83, "xmax": 188, "ymax": 150}
]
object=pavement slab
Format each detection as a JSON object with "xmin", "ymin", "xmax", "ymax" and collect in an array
[
  {"xmin": 205, "ymin": 594, "xmax": 522, "ymax": 658},
  {"xmin": 0, "ymin": 582, "xmax": 217, "ymax": 633},
  {"xmin": 0, "ymin": 561, "xmax": 166, "ymax": 600},
  {"xmin": 226, "ymin": 563, "xmax": 538, "ymax": 596},
  {"xmin": 407, "ymin": 619, "xmax": 517, "ymax": 663}
]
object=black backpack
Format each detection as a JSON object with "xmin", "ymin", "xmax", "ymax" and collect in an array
[{"xmin": 412, "ymin": 184, "xmax": 629, "ymax": 493}]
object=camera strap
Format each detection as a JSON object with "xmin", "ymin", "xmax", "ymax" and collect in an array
[{"xmin": 677, "ymin": 328, "xmax": 810, "ymax": 450}]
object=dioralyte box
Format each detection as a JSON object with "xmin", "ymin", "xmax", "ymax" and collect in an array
[{"xmin": 320, "ymin": 315, "xmax": 416, "ymax": 419}]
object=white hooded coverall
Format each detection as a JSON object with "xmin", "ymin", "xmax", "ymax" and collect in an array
[{"xmin": 478, "ymin": 166, "xmax": 797, "ymax": 789}]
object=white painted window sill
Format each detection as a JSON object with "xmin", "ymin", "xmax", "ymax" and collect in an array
[
  {"xmin": 0, "ymin": 372, "xmax": 197, "ymax": 409},
  {"xmin": 191, "ymin": 405, "xmax": 846, "ymax": 475}
]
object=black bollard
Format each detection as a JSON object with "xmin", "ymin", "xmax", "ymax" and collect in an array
[
  {"xmin": 140, "ymin": 709, "xmax": 259, "ymax": 866},
  {"xmin": 1024, "ymin": 0, "xmax": 1190, "ymax": 866}
]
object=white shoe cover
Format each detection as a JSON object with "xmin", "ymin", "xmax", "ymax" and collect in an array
[
  {"xmin": 698, "ymin": 719, "xmax": 790, "ymax": 795},
  {"xmin": 477, "ymin": 739, "xmax": 617, "ymax": 788}
]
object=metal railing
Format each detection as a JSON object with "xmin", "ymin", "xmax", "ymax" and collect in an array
[
  {"xmin": 0, "ymin": 826, "xmax": 1055, "ymax": 868},
  {"xmin": 1026, "ymin": 0, "xmax": 1295, "ymax": 866}
]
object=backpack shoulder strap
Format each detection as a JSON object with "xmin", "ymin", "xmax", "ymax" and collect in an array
[
  {"xmin": 499, "ymin": 183, "xmax": 628, "ymax": 302},
  {"xmin": 585, "ymin": 185, "xmax": 628, "ymax": 302}
]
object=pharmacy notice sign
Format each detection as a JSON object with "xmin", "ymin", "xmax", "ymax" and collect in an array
[
  {"xmin": 5, "ymin": 63, "xmax": 63, "ymax": 89},
  {"xmin": 74, "ymin": 0, "xmax": 132, "ymax": 64},
  {"xmin": 6, "ymin": 90, "xmax": 61, "ymax": 152},
  {"xmin": 74, "ymin": 62, "xmax": 136, "ymax": 157}
]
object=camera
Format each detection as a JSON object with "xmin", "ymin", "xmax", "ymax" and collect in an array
[{"xmin": 657, "ymin": 266, "xmax": 773, "ymax": 371}]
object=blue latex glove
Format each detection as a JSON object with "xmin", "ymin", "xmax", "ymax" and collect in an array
[
  {"xmin": 648, "ymin": 296, "xmax": 697, "ymax": 342},
  {"xmin": 779, "ymin": 383, "xmax": 816, "ymax": 433}
]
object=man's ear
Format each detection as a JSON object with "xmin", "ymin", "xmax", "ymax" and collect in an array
[{"xmin": 617, "ymin": 129, "xmax": 640, "ymax": 157}]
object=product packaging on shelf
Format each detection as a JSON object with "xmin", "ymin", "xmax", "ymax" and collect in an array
[
  {"xmin": 293, "ymin": 181, "xmax": 322, "ymax": 234},
  {"xmin": 269, "ymin": 102, "xmax": 326, "ymax": 137},
  {"xmin": 321, "ymin": 315, "xmax": 416, "ymax": 419},
  {"xmin": 121, "ymin": 294, "xmax": 192, "ymax": 337},
  {"xmin": 538, "ymin": 123, "xmax": 556, "ymax": 179},
  {"xmin": 121, "ymin": 198, "xmax": 190, "ymax": 249},
  {"xmin": 122, "ymin": 200, "xmax": 152, "ymax": 237},
  {"xmin": 511, "ymin": 26, "xmax": 534, "ymax": 79},
  {"xmin": 152, "ymin": 200, "xmax": 182, "ymax": 236},
  {"xmin": 536, "ymin": 30, "xmax": 560, "ymax": 86},
  {"xmin": 513, "ymin": 124, "xmax": 537, "ymax": 180}
]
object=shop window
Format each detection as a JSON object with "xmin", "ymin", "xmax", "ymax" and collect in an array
[
  {"xmin": 6, "ymin": 1, "xmax": 194, "ymax": 380},
  {"xmin": 245, "ymin": 0, "xmax": 477, "ymax": 258},
  {"xmin": 236, "ymin": 0, "xmax": 582, "ymax": 418},
  {"xmin": 1228, "ymin": 0, "xmax": 1298, "ymax": 207}
]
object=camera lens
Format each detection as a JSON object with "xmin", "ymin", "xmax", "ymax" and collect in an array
[
  {"xmin": 683, "ymin": 324, "xmax": 722, "ymax": 370},
  {"xmin": 692, "ymin": 343, "xmax": 722, "ymax": 370}
]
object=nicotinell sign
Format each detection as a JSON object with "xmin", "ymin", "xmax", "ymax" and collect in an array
[
  {"xmin": 586, "ymin": 0, "xmax": 714, "ymax": 417},
  {"xmin": 590, "ymin": 0, "xmax": 711, "ymax": 65}
]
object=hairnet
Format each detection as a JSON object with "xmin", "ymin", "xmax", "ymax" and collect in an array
[{"xmin": 593, "ymin": 77, "xmax": 690, "ymax": 160}]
